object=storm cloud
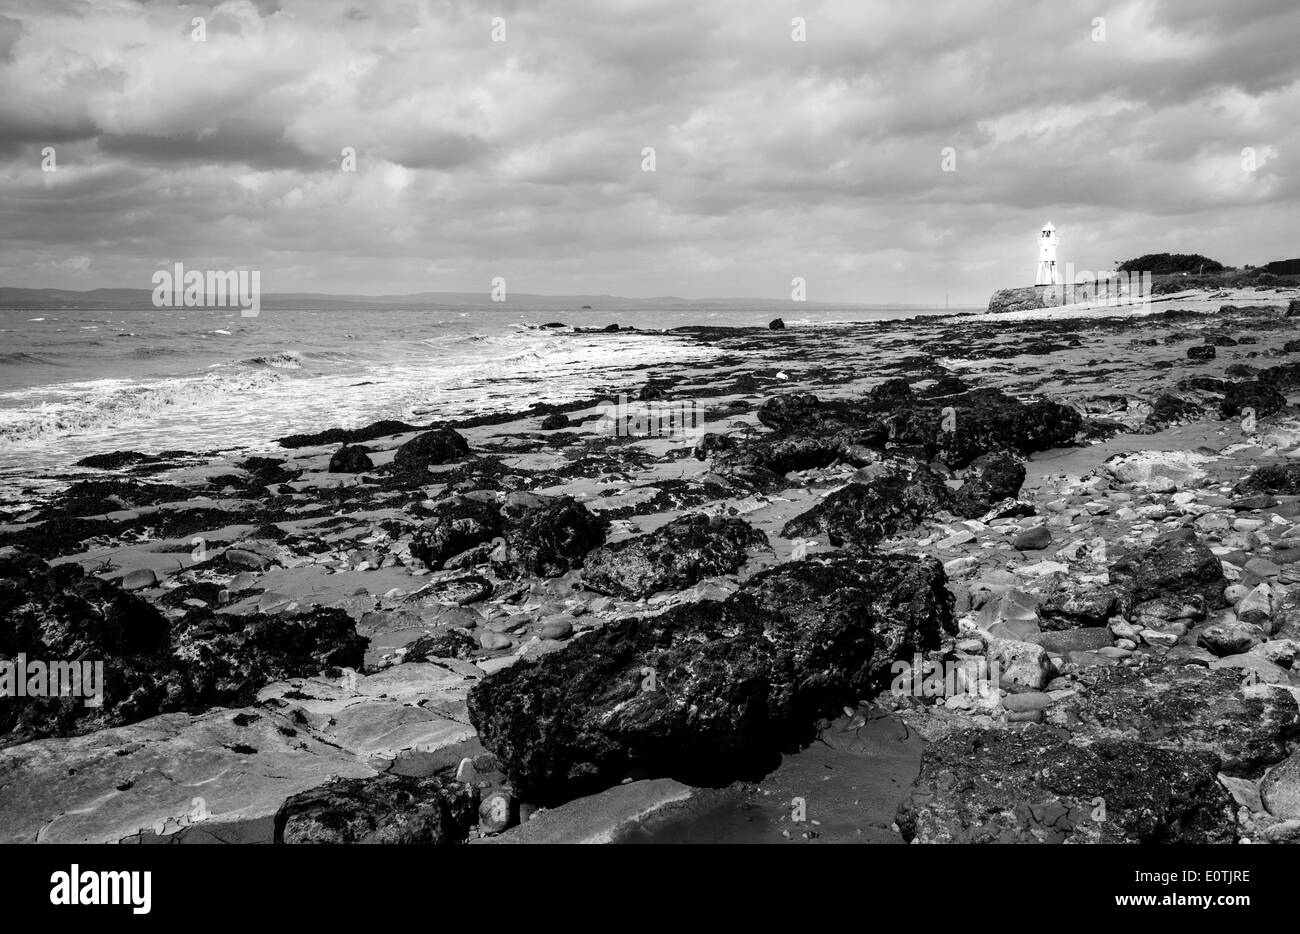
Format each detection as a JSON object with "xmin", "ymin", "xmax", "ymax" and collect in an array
[{"xmin": 1, "ymin": 0, "xmax": 1296, "ymax": 303}]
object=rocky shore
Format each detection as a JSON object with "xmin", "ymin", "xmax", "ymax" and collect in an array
[{"xmin": 3, "ymin": 286, "xmax": 1300, "ymax": 844}]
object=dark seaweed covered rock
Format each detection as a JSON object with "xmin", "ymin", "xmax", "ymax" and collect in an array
[
  {"xmin": 239, "ymin": 456, "xmax": 299, "ymax": 487},
  {"xmin": 0, "ymin": 516, "xmax": 118, "ymax": 558},
  {"xmin": 1046, "ymin": 662, "xmax": 1299, "ymax": 775},
  {"xmin": 638, "ymin": 379, "xmax": 671, "ymax": 401},
  {"xmin": 1037, "ymin": 576, "xmax": 1120, "ymax": 630},
  {"xmin": 410, "ymin": 496, "xmax": 503, "ymax": 569},
  {"xmin": 170, "ymin": 605, "xmax": 366, "ymax": 708},
  {"xmin": 757, "ymin": 392, "xmax": 886, "ymax": 441},
  {"xmin": 1107, "ymin": 529, "xmax": 1226, "ymax": 615},
  {"xmin": 1187, "ymin": 344, "xmax": 1216, "ymax": 361},
  {"xmin": 950, "ymin": 451, "xmax": 1026, "ymax": 518},
  {"xmin": 391, "ymin": 428, "xmax": 470, "ymax": 477},
  {"xmin": 732, "ymin": 553, "xmax": 954, "ymax": 690},
  {"xmin": 0, "ymin": 551, "xmax": 171, "ymax": 742},
  {"xmin": 1234, "ymin": 463, "xmax": 1300, "ymax": 496},
  {"xmin": 37, "ymin": 479, "xmax": 190, "ymax": 519},
  {"xmin": 493, "ymin": 495, "xmax": 608, "ymax": 578},
  {"xmin": 278, "ymin": 418, "xmax": 422, "ymax": 449},
  {"xmin": 781, "ymin": 460, "xmax": 951, "ymax": 548},
  {"xmin": 1260, "ymin": 360, "xmax": 1300, "ymax": 392},
  {"xmin": 873, "ymin": 387, "xmax": 1082, "ymax": 469},
  {"xmin": 74, "ymin": 451, "xmax": 155, "ymax": 470},
  {"xmin": 328, "ymin": 444, "xmax": 373, "ymax": 473},
  {"xmin": 1219, "ymin": 380, "xmax": 1286, "ymax": 419},
  {"xmin": 719, "ymin": 393, "xmax": 889, "ymax": 478},
  {"xmin": 582, "ymin": 513, "xmax": 768, "ymax": 598},
  {"xmin": 713, "ymin": 431, "xmax": 873, "ymax": 478},
  {"xmin": 0, "ymin": 551, "xmax": 365, "ymax": 743},
  {"xmin": 898, "ymin": 727, "xmax": 1235, "ymax": 844},
  {"xmin": 468, "ymin": 552, "xmax": 953, "ymax": 803},
  {"xmin": 404, "ymin": 629, "xmax": 479, "ymax": 662},
  {"xmin": 1143, "ymin": 392, "xmax": 1206, "ymax": 431},
  {"xmin": 723, "ymin": 385, "xmax": 1074, "ymax": 488},
  {"xmin": 274, "ymin": 774, "xmax": 479, "ymax": 844}
]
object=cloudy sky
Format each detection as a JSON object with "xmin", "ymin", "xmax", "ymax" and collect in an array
[{"xmin": 1, "ymin": 0, "xmax": 1296, "ymax": 304}]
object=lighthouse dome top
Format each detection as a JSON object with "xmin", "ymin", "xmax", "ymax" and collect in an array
[{"xmin": 1041, "ymin": 221, "xmax": 1056, "ymax": 233}]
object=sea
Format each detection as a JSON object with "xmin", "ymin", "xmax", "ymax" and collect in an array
[{"xmin": 0, "ymin": 302, "xmax": 957, "ymax": 494}]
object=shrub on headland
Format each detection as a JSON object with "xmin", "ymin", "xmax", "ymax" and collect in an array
[{"xmin": 1118, "ymin": 253, "xmax": 1225, "ymax": 276}]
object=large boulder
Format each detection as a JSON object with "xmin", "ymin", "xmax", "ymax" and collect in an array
[
  {"xmin": 868, "ymin": 386, "xmax": 1082, "ymax": 469},
  {"xmin": 732, "ymin": 554, "xmax": 954, "ymax": 690},
  {"xmin": 467, "ymin": 553, "xmax": 953, "ymax": 803},
  {"xmin": 1107, "ymin": 529, "xmax": 1227, "ymax": 615},
  {"xmin": 950, "ymin": 451, "xmax": 1026, "ymax": 518},
  {"xmin": 410, "ymin": 496, "xmax": 503, "ymax": 569},
  {"xmin": 1219, "ymin": 380, "xmax": 1286, "ymax": 420},
  {"xmin": 1045, "ymin": 662, "xmax": 1299, "ymax": 775},
  {"xmin": 391, "ymin": 428, "xmax": 470, "ymax": 477},
  {"xmin": 274, "ymin": 774, "xmax": 479, "ymax": 844},
  {"xmin": 0, "ymin": 551, "xmax": 366, "ymax": 744},
  {"xmin": 582, "ymin": 514, "xmax": 768, "ymax": 598},
  {"xmin": 493, "ymin": 495, "xmax": 608, "ymax": 578},
  {"xmin": 781, "ymin": 461, "xmax": 950, "ymax": 548},
  {"xmin": 898, "ymin": 727, "xmax": 1235, "ymax": 843},
  {"xmin": 1234, "ymin": 464, "xmax": 1300, "ymax": 496},
  {"xmin": 1037, "ymin": 576, "xmax": 1121, "ymax": 630},
  {"xmin": 328, "ymin": 444, "xmax": 373, "ymax": 473}
]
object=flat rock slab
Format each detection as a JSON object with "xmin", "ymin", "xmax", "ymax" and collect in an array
[
  {"xmin": 257, "ymin": 665, "xmax": 476, "ymax": 761},
  {"xmin": 0, "ymin": 708, "xmax": 375, "ymax": 844},
  {"xmin": 220, "ymin": 564, "xmax": 418, "ymax": 614},
  {"xmin": 1045, "ymin": 662, "xmax": 1299, "ymax": 775}
]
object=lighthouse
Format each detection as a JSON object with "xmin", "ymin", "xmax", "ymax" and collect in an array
[{"xmin": 1035, "ymin": 221, "xmax": 1060, "ymax": 286}]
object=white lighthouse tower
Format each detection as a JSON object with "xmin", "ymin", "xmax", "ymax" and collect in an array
[{"xmin": 1035, "ymin": 221, "xmax": 1060, "ymax": 286}]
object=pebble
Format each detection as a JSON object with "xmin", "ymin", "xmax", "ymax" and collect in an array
[
  {"xmin": 1140, "ymin": 629, "xmax": 1179, "ymax": 647},
  {"xmin": 478, "ymin": 791, "xmax": 515, "ymax": 834},
  {"xmin": 938, "ymin": 530, "xmax": 976, "ymax": 549},
  {"xmin": 1245, "ymin": 557, "xmax": 1280, "ymax": 578},
  {"xmin": 943, "ymin": 556, "xmax": 978, "ymax": 576},
  {"xmin": 121, "ymin": 568, "xmax": 158, "ymax": 591},
  {"xmin": 1005, "ymin": 710, "xmax": 1044, "ymax": 723},
  {"xmin": 538, "ymin": 617, "xmax": 574, "ymax": 640},
  {"xmin": 1234, "ymin": 518, "xmax": 1265, "ymax": 532},
  {"xmin": 225, "ymin": 548, "xmax": 271, "ymax": 570},
  {"xmin": 1008, "ymin": 522, "xmax": 1050, "ymax": 551},
  {"xmin": 1109, "ymin": 619, "xmax": 1141, "ymax": 641},
  {"xmin": 1235, "ymin": 584, "xmax": 1274, "ymax": 626},
  {"xmin": 1002, "ymin": 692, "xmax": 1052, "ymax": 712},
  {"xmin": 1224, "ymin": 583, "xmax": 1250, "ymax": 603},
  {"xmin": 479, "ymin": 631, "xmax": 513, "ymax": 650}
]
